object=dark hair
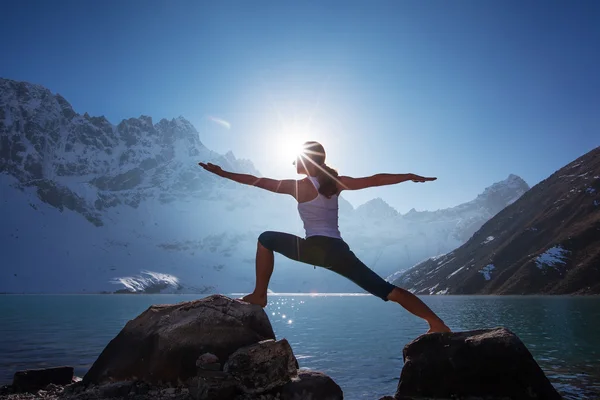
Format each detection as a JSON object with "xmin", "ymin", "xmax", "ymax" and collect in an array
[{"xmin": 302, "ymin": 141, "xmax": 339, "ymax": 198}]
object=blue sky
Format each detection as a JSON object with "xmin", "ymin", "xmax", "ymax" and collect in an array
[{"xmin": 1, "ymin": 0, "xmax": 598, "ymax": 213}]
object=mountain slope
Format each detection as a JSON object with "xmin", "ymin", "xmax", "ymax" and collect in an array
[
  {"xmin": 391, "ymin": 146, "xmax": 600, "ymax": 295},
  {"xmin": 340, "ymin": 174, "xmax": 530, "ymax": 274},
  {"xmin": 0, "ymin": 77, "xmax": 529, "ymax": 294}
]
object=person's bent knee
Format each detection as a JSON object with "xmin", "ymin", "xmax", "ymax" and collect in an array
[
  {"xmin": 378, "ymin": 283, "xmax": 396, "ymax": 302},
  {"xmin": 386, "ymin": 286, "xmax": 414, "ymax": 302},
  {"xmin": 359, "ymin": 280, "xmax": 395, "ymax": 302},
  {"xmin": 258, "ymin": 231, "xmax": 277, "ymax": 251},
  {"xmin": 385, "ymin": 286, "xmax": 400, "ymax": 302}
]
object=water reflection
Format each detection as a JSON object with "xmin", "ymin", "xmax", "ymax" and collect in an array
[{"xmin": 266, "ymin": 294, "xmax": 600, "ymax": 399}]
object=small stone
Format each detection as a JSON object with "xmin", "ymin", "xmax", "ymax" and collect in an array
[
  {"xmin": 44, "ymin": 383, "xmax": 62, "ymax": 392},
  {"xmin": 198, "ymin": 362, "xmax": 221, "ymax": 371},
  {"xmin": 0, "ymin": 385, "xmax": 13, "ymax": 395},
  {"xmin": 100, "ymin": 381, "xmax": 134, "ymax": 398},
  {"xmin": 73, "ymin": 382, "xmax": 86, "ymax": 394},
  {"xmin": 63, "ymin": 381, "xmax": 84, "ymax": 395},
  {"xmin": 196, "ymin": 353, "xmax": 219, "ymax": 367},
  {"xmin": 196, "ymin": 370, "xmax": 230, "ymax": 379},
  {"xmin": 189, "ymin": 376, "xmax": 238, "ymax": 400},
  {"xmin": 136, "ymin": 382, "xmax": 150, "ymax": 395},
  {"xmin": 163, "ymin": 387, "xmax": 177, "ymax": 395},
  {"xmin": 280, "ymin": 370, "xmax": 343, "ymax": 400}
]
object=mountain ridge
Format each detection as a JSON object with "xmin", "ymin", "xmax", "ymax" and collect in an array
[
  {"xmin": 390, "ymin": 146, "xmax": 600, "ymax": 295},
  {"xmin": 1, "ymin": 77, "xmax": 530, "ymax": 294}
]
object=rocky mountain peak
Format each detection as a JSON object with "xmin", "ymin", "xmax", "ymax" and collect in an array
[{"xmin": 355, "ymin": 197, "xmax": 398, "ymax": 219}]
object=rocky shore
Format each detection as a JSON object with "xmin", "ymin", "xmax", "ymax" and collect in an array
[{"xmin": 0, "ymin": 295, "xmax": 562, "ymax": 400}]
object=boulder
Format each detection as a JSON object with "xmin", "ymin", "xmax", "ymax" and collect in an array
[
  {"xmin": 395, "ymin": 327, "xmax": 561, "ymax": 400},
  {"xmin": 224, "ymin": 339, "xmax": 298, "ymax": 394},
  {"xmin": 279, "ymin": 370, "xmax": 343, "ymax": 400},
  {"xmin": 83, "ymin": 294, "xmax": 275, "ymax": 385},
  {"xmin": 12, "ymin": 366, "xmax": 74, "ymax": 392}
]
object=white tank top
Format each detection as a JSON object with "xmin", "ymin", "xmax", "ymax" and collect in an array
[{"xmin": 297, "ymin": 176, "xmax": 342, "ymax": 239}]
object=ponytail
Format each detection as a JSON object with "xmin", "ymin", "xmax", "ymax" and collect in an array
[
  {"xmin": 302, "ymin": 141, "xmax": 339, "ymax": 198},
  {"xmin": 316, "ymin": 163, "xmax": 339, "ymax": 198}
]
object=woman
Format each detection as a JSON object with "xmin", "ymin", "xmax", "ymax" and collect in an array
[{"xmin": 199, "ymin": 141, "xmax": 451, "ymax": 334}]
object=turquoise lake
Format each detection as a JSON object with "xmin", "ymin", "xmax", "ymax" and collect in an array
[{"xmin": 1, "ymin": 294, "xmax": 599, "ymax": 399}]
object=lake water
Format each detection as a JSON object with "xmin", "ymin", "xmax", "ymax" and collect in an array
[{"xmin": 1, "ymin": 294, "xmax": 599, "ymax": 399}]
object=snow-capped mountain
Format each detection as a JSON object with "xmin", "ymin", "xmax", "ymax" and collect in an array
[
  {"xmin": 389, "ymin": 146, "xmax": 600, "ymax": 295},
  {"xmin": 0, "ymin": 78, "xmax": 529, "ymax": 294},
  {"xmin": 338, "ymin": 174, "xmax": 530, "ymax": 276}
]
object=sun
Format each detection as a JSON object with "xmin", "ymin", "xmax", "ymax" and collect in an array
[{"xmin": 276, "ymin": 125, "xmax": 309, "ymax": 163}]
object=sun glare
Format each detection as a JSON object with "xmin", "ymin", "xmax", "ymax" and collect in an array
[{"xmin": 276, "ymin": 125, "xmax": 309, "ymax": 163}]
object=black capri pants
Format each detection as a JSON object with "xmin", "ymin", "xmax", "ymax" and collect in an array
[{"xmin": 258, "ymin": 231, "xmax": 396, "ymax": 301}]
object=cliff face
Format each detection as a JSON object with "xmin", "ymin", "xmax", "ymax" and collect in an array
[{"xmin": 391, "ymin": 146, "xmax": 600, "ymax": 295}]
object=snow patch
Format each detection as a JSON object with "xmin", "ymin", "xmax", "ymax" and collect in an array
[
  {"xmin": 436, "ymin": 257, "xmax": 456, "ymax": 270},
  {"xmin": 435, "ymin": 288, "xmax": 449, "ymax": 295},
  {"xmin": 428, "ymin": 283, "xmax": 440, "ymax": 294},
  {"xmin": 385, "ymin": 270, "xmax": 405, "ymax": 282},
  {"xmin": 111, "ymin": 270, "xmax": 180, "ymax": 292},
  {"xmin": 431, "ymin": 253, "xmax": 447, "ymax": 262},
  {"xmin": 535, "ymin": 246, "xmax": 570, "ymax": 270},
  {"xmin": 479, "ymin": 264, "xmax": 495, "ymax": 280},
  {"xmin": 482, "ymin": 236, "xmax": 495, "ymax": 244},
  {"xmin": 447, "ymin": 266, "xmax": 465, "ymax": 279}
]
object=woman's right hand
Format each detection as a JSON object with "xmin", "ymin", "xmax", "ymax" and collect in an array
[
  {"xmin": 198, "ymin": 162, "xmax": 225, "ymax": 177},
  {"xmin": 410, "ymin": 174, "xmax": 437, "ymax": 183}
]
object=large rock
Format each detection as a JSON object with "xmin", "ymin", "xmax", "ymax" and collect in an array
[
  {"xmin": 12, "ymin": 366, "xmax": 74, "ymax": 392},
  {"xmin": 224, "ymin": 339, "xmax": 298, "ymax": 394},
  {"xmin": 83, "ymin": 295, "xmax": 275, "ymax": 385},
  {"xmin": 280, "ymin": 370, "xmax": 343, "ymax": 400},
  {"xmin": 395, "ymin": 327, "xmax": 561, "ymax": 400}
]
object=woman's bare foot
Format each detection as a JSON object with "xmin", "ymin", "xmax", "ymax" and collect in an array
[
  {"xmin": 240, "ymin": 292, "xmax": 267, "ymax": 307},
  {"xmin": 427, "ymin": 321, "xmax": 452, "ymax": 334}
]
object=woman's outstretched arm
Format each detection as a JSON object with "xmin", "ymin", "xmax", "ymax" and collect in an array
[
  {"xmin": 338, "ymin": 173, "xmax": 436, "ymax": 192},
  {"xmin": 198, "ymin": 162, "xmax": 298, "ymax": 197}
]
